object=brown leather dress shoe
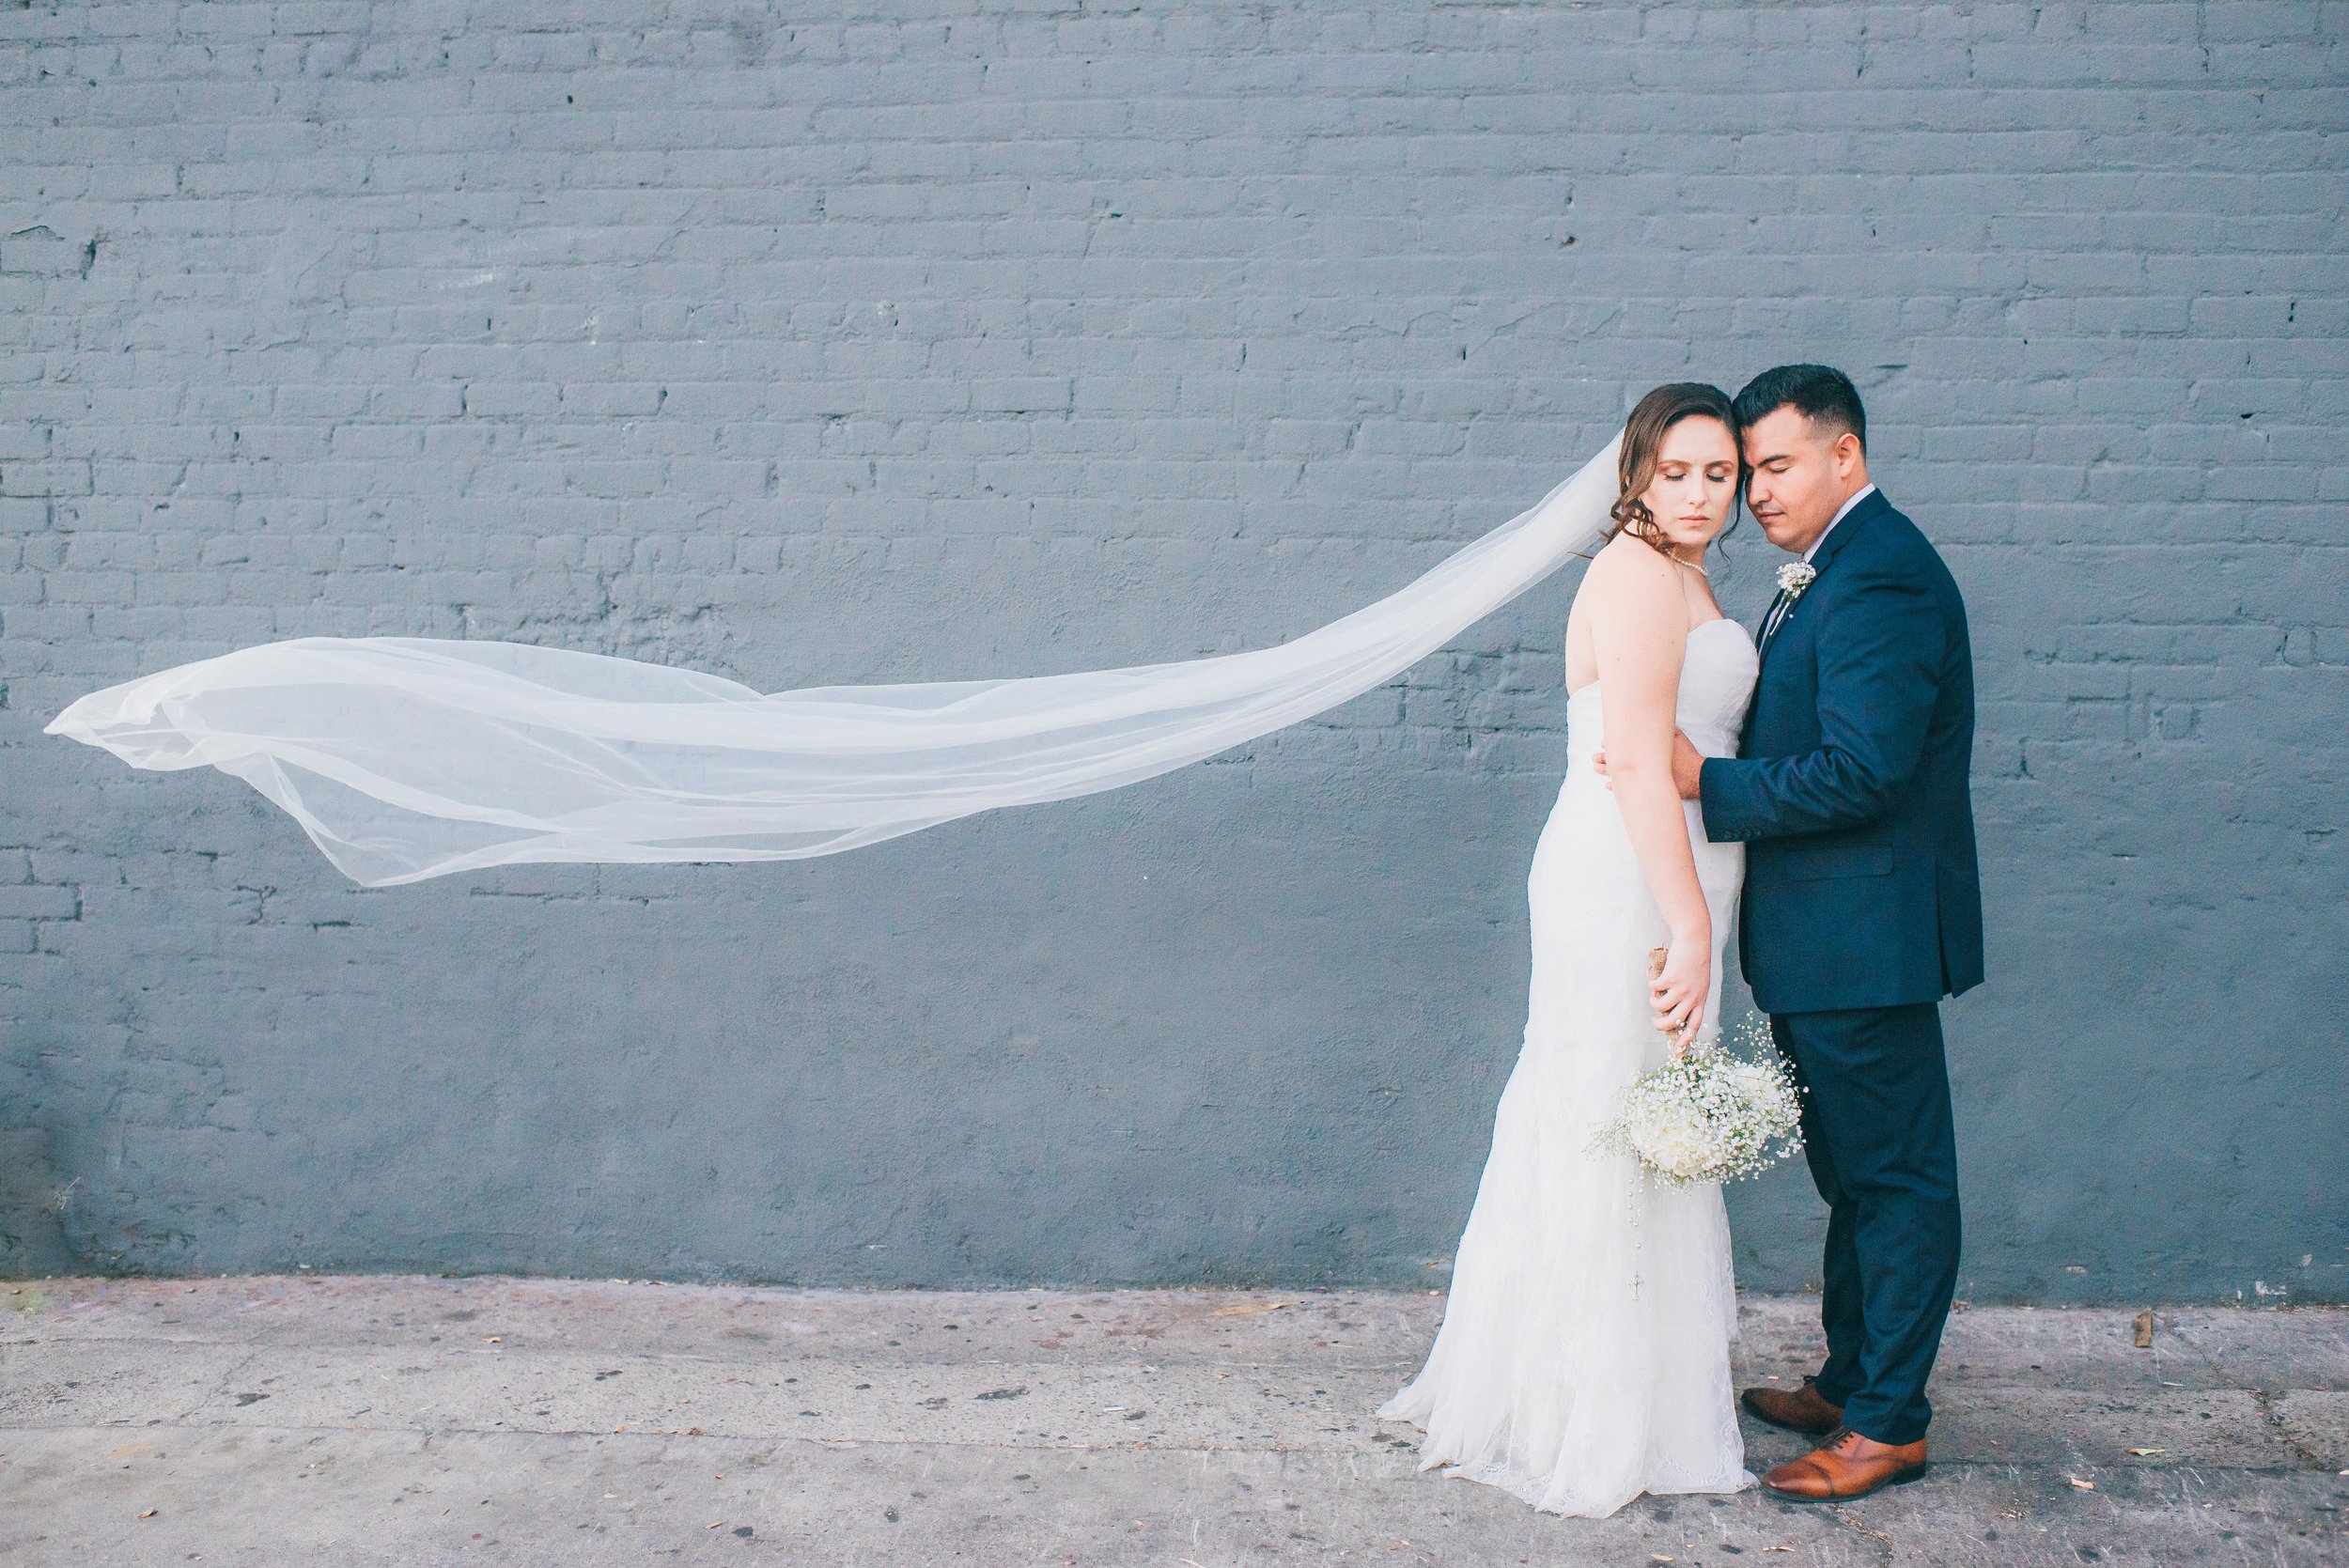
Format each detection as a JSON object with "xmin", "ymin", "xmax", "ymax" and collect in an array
[
  {"xmin": 1761, "ymin": 1427, "xmax": 1929, "ymax": 1501},
  {"xmin": 1739, "ymin": 1377, "xmax": 1844, "ymax": 1436}
]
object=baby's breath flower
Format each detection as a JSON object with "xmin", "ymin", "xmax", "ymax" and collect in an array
[{"xmin": 1593, "ymin": 1016, "xmax": 1805, "ymax": 1188}]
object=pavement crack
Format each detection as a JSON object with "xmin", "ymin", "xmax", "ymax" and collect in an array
[
  {"xmin": 1822, "ymin": 1503, "xmax": 1898, "ymax": 1564},
  {"xmin": 182, "ymin": 1344, "xmax": 269, "ymax": 1421},
  {"xmin": 2248, "ymin": 1388, "xmax": 2327, "ymax": 1470}
]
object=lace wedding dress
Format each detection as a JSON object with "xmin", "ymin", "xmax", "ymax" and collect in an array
[{"xmin": 1378, "ymin": 616, "xmax": 1761, "ymax": 1518}]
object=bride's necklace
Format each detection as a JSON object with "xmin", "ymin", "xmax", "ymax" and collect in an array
[{"xmin": 1669, "ymin": 551, "xmax": 1710, "ymax": 580}]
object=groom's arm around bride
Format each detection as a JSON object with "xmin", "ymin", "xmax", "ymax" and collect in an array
[{"xmin": 1686, "ymin": 365, "xmax": 1982, "ymax": 1498}]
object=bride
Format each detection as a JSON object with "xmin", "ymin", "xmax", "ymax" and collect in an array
[{"xmin": 1377, "ymin": 383, "xmax": 1760, "ymax": 1517}]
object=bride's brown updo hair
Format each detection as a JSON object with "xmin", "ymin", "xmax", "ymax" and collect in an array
[{"xmin": 1607, "ymin": 381, "xmax": 1740, "ymax": 554}]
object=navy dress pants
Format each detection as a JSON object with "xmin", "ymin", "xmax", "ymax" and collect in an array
[{"xmin": 1770, "ymin": 1002, "xmax": 1962, "ymax": 1447}]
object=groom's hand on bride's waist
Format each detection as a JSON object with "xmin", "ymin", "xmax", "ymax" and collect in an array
[{"xmin": 1590, "ymin": 733, "xmax": 1707, "ymax": 800}]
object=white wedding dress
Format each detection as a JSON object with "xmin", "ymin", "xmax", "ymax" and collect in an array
[{"xmin": 1379, "ymin": 615, "xmax": 1761, "ymax": 1518}]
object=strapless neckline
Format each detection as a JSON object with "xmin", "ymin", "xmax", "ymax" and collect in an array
[
  {"xmin": 1564, "ymin": 616, "xmax": 1758, "ymax": 762},
  {"xmin": 1563, "ymin": 617, "xmax": 1751, "ymax": 705}
]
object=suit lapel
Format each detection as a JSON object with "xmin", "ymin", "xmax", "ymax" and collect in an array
[
  {"xmin": 1808, "ymin": 487, "xmax": 1888, "ymax": 575},
  {"xmin": 1755, "ymin": 489, "xmax": 1890, "ymax": 670}
]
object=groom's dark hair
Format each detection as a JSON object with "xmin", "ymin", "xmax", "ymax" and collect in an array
[{"xmin": 1734, "ymin": 364, "xmax": 1866, "ymax": 454}]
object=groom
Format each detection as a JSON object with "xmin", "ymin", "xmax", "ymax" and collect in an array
[{"xmin": 1673, "ymin": 365, "xmax": 1983, "ymax": 1500}]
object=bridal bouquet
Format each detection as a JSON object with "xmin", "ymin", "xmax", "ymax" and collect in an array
[{"xmin": 1595, "ymin": 1017, "xmax": 1805, "ymax": 1188}]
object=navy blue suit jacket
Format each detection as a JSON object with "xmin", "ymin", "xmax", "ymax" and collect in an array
[{"xmin": 1698, "ymin": 490, "xmax": 1984, "ymax": 1014}]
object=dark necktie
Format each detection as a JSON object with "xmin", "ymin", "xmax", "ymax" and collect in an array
[{"xmin": 1758, "ymin": 585, "xmax": 1796, "ymax": 652}]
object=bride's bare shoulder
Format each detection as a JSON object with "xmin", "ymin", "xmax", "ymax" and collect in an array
[{"xmin": 1581, "ymin": 533, "xmax": 1681, "ymax": 601}]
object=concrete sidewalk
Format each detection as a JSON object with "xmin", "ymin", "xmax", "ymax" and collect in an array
[{"xmin": 3, "ymin": 1276, "xmax": 2343, "ymax": 1565}]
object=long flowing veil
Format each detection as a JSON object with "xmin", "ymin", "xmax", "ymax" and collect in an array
[{"xmin": 45, "ymin": 438, "xmax": 1622, "ymax": 887}]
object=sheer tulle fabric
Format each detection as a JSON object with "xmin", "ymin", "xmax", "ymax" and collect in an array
[
  {"xmin": 1376, "ymin": 622, "xmax": 1759, "ymax": 1517},
  {"xmin": 46, "ymin": 439, "xmax": 1620, "ymax": 887}
]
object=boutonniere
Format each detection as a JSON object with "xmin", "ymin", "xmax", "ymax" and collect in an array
[{"xmin": 1775, "ymin": 562, "xmax": 1818, "ymax": 600}]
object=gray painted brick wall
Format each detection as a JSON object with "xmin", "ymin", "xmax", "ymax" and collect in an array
[{"xmin": 1, "ymin": 1, "xmax": 2341, "ymax": 1303}]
